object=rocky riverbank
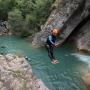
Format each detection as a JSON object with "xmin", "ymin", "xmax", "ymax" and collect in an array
[{"xmin": 0, "ymin": 54, "xmax": 48, "ymax": 90}]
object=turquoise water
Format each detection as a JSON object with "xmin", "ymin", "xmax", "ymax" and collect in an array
[{"xmin": 0, "ymin": 35, "xmax": 89, "ymax": 90}]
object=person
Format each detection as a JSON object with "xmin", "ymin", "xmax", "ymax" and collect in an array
[{"xmin": 45, "ymin": 28, "xmax": 61, "ymax": 64}]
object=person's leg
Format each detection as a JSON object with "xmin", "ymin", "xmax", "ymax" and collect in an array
[
  {"xmin": 45, "ymin": 45, "xmax": 54, "ymax": 60},
  {"xmin": 45, "ymin": 45, "xmax": 56, "ymax": 64},
  {"xmin": 50, "ymin": 46, "xmax": 55, "ymax": 60},
  {"xmin": 50, "ymin": 46, "xmax": 58, "ymax": 63},
  {"xmin": 49, "ymin": 47, "xmax": 56, "ymax": 64},
  {"xmin": 49, "ymin": 46, "xmax": 56, "ymax": 64}
]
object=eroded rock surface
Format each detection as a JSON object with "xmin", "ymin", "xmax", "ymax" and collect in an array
[{"xmin": 0, "ymin": 54, "xmax": 48, "ymax": 90}]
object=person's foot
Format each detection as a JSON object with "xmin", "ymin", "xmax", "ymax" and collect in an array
[
  {"xmin": 54, "ymin": 60, "xmax": 59, "ymax": 63},
  {"xmin": 51, "ymin": 60, "xmax": 59, "ymax": 64},
  {"xmin": 54, "ymin": 60, "xmax": 58, "ymax": 62},
  {"xmin": 55, "ymin": 61, "xmax": 59, "ymax": 63},
  {"xmin": 51, "ymin": 60, "xmax": 56, "ymax": 64}
]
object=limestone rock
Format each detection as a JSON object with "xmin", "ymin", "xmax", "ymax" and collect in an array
[
  {"xmin": 0, "ymin": 54, "xmax": 48, "ymax": 90},
  {"xmin": 82, "ymin": 71, "xmax": 90, "ymax": 90},
  {"xmin": 32, "ymin": 0, "xmax": 90, "ymax": 47},
  {"xmin": 74, "ymin": 20, "xmax": 90, "ymax": 53},
  {"xmin": 0, "ymin": 21, "xmax": 9, "ymax": 35}
]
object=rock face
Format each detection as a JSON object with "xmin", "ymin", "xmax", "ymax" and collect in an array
[
  {"xmin": 82, "ymin": 71, "xmax": 90, "ymax": 90},
  {"xmin": 32, "ymin": 0, "xmax": 90, "ymax": 49},
  {"xmin": 0, "ymin": 21, "xmax": 10, "ymax": 35},
  {"xmin": 75, "ymin": 20, "xmax": 90, "ymax": 53},
  {"xmin": 0, "ymin": 54, "xmax": 48, "ymax": 90}
]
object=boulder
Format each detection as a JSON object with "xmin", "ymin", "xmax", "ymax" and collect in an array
[{"xmin": 0, "ymin": 54, "xmax": 48, "ymax": 90}]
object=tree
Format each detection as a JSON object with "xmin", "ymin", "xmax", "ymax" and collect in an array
[
  {"xmin": 8, "ymin": 8, "xmax": 31, "ymax": 37},
  {"xmin": 16, "ymin": 0, "xmax": 35, "ymax": 18},
  {"xmin": 34, "ymin": 0, "xmax": 55, "ymax": 25},
  {"xmin": 8, "ymin": 8, "xmax": 24, "ymax": 32},
  {"xmin": 0, "ymin": 0, "xmax": 16, "ymax": 20},
  {"xmin": 7, "ymin": 0, "xmax": 55, "ymax": 37},
  {"xmin": 26, "ymin": 14, "xmax": 37, "ymax": 32}
]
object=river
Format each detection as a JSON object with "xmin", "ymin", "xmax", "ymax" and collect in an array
[{"xmin": 0, "ymin": 35, "xmax": 90, "ymax": 90}]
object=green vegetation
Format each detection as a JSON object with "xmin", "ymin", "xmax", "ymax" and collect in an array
[
  {"xmin": 0, "ymin": 0, "xmax": 16, "ymax": 20},
  {"xmin": 0, "ymin": 0, "xmax": 55, "ymax": 37}
]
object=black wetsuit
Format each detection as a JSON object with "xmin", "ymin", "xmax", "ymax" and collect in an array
[{"xmin": 45, "ymin": 35, "xmax": 56, "ymax": 61}]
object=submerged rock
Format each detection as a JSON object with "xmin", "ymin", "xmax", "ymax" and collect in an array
[
  {"xmin": 0, "ymin": 54, "xmax": 48, "ymax": 90},
  {"xmin": 1, "ymin": 46, "xmax": 7, "ymax": 48}
]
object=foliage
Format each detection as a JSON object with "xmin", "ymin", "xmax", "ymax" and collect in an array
[
  {"xmin": 20, "ymin": 29, "xmax": 31, "ymax": 37},
  {"xmin": 0, "ymin": 0, "xmax": 16, "ymax": 20},
  {"xmin": 8, "ymin": 8, "xmax": 24, "ymax": 32},
  {"xmin": 0, "ymin": 0, "xmax": 55, "ymax": 37},
  {"xmin": 8, "ymin": 8, "xmax": 31, "ymax": 37}
]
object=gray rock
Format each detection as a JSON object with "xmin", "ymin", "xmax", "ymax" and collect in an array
[
  {"xmin": 32, "ymin": 0, "xmax": 90, "ymax": 48},
  {"xmin": 0, "ymin": 21, "xmax": 10, "ymax": 35},
  {"xmin": 0, "ymin": 54, "xmax": 48, "ymax": 90},
  {"xmin": 75, "ymin": 20, "xmax": 90, "ymax": 53}
]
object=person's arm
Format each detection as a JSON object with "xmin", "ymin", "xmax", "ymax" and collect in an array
[{"xmin": 48, "ymin": 36, "xmax": 55, "ymax": 45}]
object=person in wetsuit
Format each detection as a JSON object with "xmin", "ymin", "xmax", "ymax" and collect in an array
[{"xmin": 45, "ymin": 28, "xmax": 60, "ymax": 64}]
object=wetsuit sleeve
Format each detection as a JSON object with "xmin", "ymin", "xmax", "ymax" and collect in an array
[{"xmin": 48, "ymin": 36, "xmax": 55, "ymax": 45}]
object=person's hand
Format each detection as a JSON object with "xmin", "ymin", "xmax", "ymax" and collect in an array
[{"xmin": 55, "ymin": 43, "xmax": 60, "ymax": 48}]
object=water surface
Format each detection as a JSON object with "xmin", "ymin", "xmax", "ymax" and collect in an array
[{"xmin": 0, "ymin": 36, "xmax": 89, "ymax": 90}]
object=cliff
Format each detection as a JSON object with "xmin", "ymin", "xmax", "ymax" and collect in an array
[
  {"xmin": 32, "ymin": 0, "xmax": 90, "ymax": 53},
  {"xmin": 72, "ymin": 19, "xmax": 90, "ymax": 53},
  {"xmin": 0, "ymin": 54, "xmax": 48, "ymax": 90}
]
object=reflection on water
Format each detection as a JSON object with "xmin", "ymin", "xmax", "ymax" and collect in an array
[{"xmin": 0, "ymin": 36, "xmax": 89, "ymax": 90}]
